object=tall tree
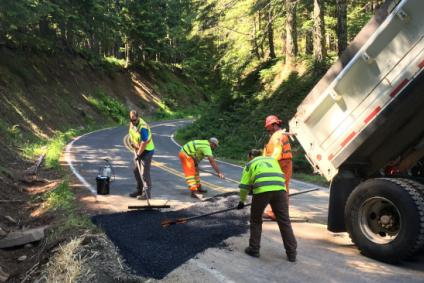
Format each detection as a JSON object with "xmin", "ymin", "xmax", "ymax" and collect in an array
[
  {"xmin": 252, "ymin": 14, "xmax": 262, "ymax": 60},
  {"xmin": 267, "ymin": 0, "xmax": 276, "ymax": 59},
  {"xmin": 285, "ymin": 0, "xmax": 298, "ymax": 65},
  {"xmin": 336, "ymin": 0, "xmax": 347, "ymax": 56},
  {"xmin": 313, "ymin": 0, "xmax": 326, "ymax": 61}
]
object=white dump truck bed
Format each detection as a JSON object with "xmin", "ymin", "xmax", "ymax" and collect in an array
[{"xmin": 289, "ymin": 0, "xmax": 424, "ymax": 181}]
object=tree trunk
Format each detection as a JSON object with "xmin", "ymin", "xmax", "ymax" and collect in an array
[
  {"xmin": 336, "ymin": 0, "xmax": 347, "ymax": 56},
  {"xmin": 66, "ymin": 20, "xmax": 74, "ymax": 50},
  {"xmin": 305, "ymin": 29, "xmax": 313, "ymax": 55},
  {"xmin": 285, "ymin": 0, "xmax": 298, "ymax": 65},
  {"xmin": 252, "ymin": 15, "xmax": 261, "ymax": 60},
  {"xmin": 258, "ymin": 11, "xmax": 265, "ymax": 58},
  {"xmin": 267, "ymin": 1, "xmax": 276, "ymax": 59},
  {"xmin": 313, "ymin": 0, "xmax": 326, "ymax": 61},
  {"xmin": 125, "ymin": 41, "xmax": 131, "ymax": 68},
  {"xmin": 39, "ymin": 18, "xmax": 51, "ymax": 38}
]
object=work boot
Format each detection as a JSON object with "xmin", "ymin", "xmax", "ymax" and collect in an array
[
  {"xmin": 244, "ymin": 246, "xmax": 260, "ymax": 258},
  {"xmin": 197, "ymin": 185, "xmax": 207, "ymax": 194},
  {"xmin": 137, "ymin": 193, "xmax": 148, "ymax": 200},
  {"xmin": 191, "ymin": 190, "xmax": 202, "ymax": 199},
  {"xmin": 129, "ymin": 190, "xmax": 141, "ymax": 198},
  {"xmin": 287, "ymin": 254, "xmax": 297, "ymax": 263}
]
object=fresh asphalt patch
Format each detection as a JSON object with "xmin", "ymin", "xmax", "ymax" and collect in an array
[{"xmin": 92, "ymin": 194, "xmax": 250, "ymax": 279}]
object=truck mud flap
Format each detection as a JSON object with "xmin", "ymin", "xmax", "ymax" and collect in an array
[{"xmin": 327, "ymin": 171, "xmax": 361, "ymax": 232}]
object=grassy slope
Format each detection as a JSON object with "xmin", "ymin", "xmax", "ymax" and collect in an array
[{"xmin": 0, "ymin": 47, "xmax": 205, "ymax": 162}]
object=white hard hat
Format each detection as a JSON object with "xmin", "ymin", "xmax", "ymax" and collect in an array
[{"xmin": 209, "ymin": 137, "xmax": 219, "ymax": 146}]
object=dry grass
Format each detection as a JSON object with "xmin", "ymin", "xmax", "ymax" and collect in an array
[
  {"xmin": 40, "ymin": 237, "xmax": 88, "ymax": 283},
  {"xmin": 35, "ymin": 233, "xmax": 143, "ymax": 282}
]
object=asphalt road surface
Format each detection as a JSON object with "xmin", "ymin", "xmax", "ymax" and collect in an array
[{"xmin": 66, "ymin": 119, "xmax": 424, "ymax": 282}]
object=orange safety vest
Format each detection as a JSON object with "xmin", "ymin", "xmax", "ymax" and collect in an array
[{"xmin": 264, "ymin": 129, "xmax": 292, "ymax": 160}]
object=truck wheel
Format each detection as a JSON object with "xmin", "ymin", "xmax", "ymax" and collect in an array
[
  {"xmin": 400, "ymin": 179, "xmax": 424, "ymax": 254},
  {"xmin": 345, "ymin": 178, "xmax": 424, "ymax": 262}
]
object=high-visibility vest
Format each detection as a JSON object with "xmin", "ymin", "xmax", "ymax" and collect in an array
[
  {"xmin": 181, "ymin": 140, "xmax": 212, "ymax": 161},
  {"xmin": 264, "ymin": 129, "xmax": 292, "ymax": 160},
  {"xmin": 239, "ymin": 156, "xmax": 286, "ymax": 201},
  {"xmin": 129, "ymin": 118, "xmax": 155, "ymax": 151}
]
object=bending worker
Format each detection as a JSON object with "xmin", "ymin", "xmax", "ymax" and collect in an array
[
  {"xmin": 179, "ymin": 138, "xmax": 224, "ymax": 198},
  {"xmin": 263, "ymin": 115, "xmax": 294, "ymax": 220},
  {"xmin": 128, "ymin": 110, "xmax": 154, "ymax": 199},
  {"xmin": 237, "ymin": 149, "xmax": 297, "ymax": 262}
]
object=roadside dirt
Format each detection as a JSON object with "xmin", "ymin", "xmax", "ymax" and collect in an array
[{"xmin": 0, "ymin": 156, "xmax": 62, "ymax": 282}]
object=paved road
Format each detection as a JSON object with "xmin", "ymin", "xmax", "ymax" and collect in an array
[{"xmin": 66, "ymin": 120, "xmax": 424, "ymax": 282}]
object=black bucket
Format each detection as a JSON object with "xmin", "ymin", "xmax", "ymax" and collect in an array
[{"xmin": 96, "ymin": 176, "xmax": 110, "ymax": 195}]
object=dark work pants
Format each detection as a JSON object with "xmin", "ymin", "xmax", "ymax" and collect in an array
[
  {"xmin": 250, "ymin": 190, "xmax": 297, "ymax": 257},
  {"xmin": 133, "ymin": 150, "xmax": 154, "ymax": 198}
]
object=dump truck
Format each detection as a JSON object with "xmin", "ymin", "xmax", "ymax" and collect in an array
[{"xmin": 289, "ymin": 0, "xmax": 424, "ymax": 262}]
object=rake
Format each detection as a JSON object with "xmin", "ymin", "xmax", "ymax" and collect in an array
[
  {"xmin": 160, "ymin": 188, "xmax": 319, "ymax": 227},
  {"xmin": 128, "ymin": 152, "xmax": 171, "ymax": 210}
]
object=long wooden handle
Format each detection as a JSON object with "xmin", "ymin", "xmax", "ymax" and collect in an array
[{"xmin": 160, "ymin": 188, "xmax": 319, "ymax": 227}]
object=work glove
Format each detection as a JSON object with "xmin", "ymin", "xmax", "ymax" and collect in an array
[{"xmin": 237, "ymin": 201, "xmax": 245, "ymax": 209}]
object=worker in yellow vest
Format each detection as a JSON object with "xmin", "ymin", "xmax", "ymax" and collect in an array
[
  {"xmin": 237, "ymin": 149, "xmax": 297, "ymax": 262},
  {"xmin": 179, "ymin": 138, "xmax": 224, "ymax": 198},
  {"xmin": 263, "ymin": 115, "xmax": 295, "ymax": 220},
  {"xmin": 128, "ymin": 110, "xmax": 155, "ymax": 199}
]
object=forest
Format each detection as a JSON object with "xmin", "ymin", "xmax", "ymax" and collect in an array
[{"xmin": 1, "ymin": 0, "xmax": 384, "ymax": 171}]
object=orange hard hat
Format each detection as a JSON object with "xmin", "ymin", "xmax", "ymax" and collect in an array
[{"xmin": 265, "ymin": 115, "xmax": 282, "ymax": 128}]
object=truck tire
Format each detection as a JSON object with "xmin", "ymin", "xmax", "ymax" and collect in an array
[
  {"xmin": 401, "ymin": 179, "xmax": 424, "ymax": 254},
  {"xmin": 345, "ymin": 178, "xmax": 424, "ymax": 262}
]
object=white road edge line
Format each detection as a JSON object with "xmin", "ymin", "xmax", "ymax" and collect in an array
[
  {"xmin": 65, "ymin": 120, "xmax": 189, "ymax": 195},
  {"xmin": 64, "ymin": 127, "xmax": 116, "ymax": 195}
]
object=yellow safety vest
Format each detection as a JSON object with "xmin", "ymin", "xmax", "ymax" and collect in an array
[
  {"xmin": 129, "ymin": 118, "xmax": 155, "ymax": 151},
  {"xmin": 239, "ymin": 156, "xmax": 286, "ymax": 202}
]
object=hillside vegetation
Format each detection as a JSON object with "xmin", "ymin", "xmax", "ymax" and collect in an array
[{"xmin": 0, "ymin": 47, "xmax": 205, "ymax": 165}]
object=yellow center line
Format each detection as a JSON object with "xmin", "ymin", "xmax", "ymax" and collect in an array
[{"xmin": 123, "ymin": 135, "xmax": 232, "ymax": 193}]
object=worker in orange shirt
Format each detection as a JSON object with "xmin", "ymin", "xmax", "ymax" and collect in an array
[{"xmin": 263, "ymin": 115, "xmax": 294, "ymax": 220}]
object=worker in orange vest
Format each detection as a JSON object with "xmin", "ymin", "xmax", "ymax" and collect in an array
[{"xmin": 263, "ymin": 115, "xmax": 294, "ymax": 220}]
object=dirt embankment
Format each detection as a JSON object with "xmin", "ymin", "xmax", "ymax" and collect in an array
[{"xmin": 0, "ymin": 46, "xmax": 204, "ymax": 281}]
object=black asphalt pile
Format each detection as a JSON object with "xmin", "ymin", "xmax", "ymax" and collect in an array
[{"xmin": 92, "ymin": 194, "xmax": 249, "ymax": 279}]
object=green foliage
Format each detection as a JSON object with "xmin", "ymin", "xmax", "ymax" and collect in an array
[
  {"xmin": 43, "ymin": 179, "xmax": 96, "ymax": 241},
  {"xmin": 177, "ymin": 58, "xmax": 331, "ymax": 173},
  {"xmin": 22, "ymin": 129, "xmax": 78, "ymax": 169},
  {"xmin": 85, "ymin": 89, "xmax": 128, "ymax": 124},
  {"xmin": 44, "ymin": 180, "xmax": 75, "ymax": 211},
  {"xmin": 347, "ymin": 5, "xmax": 374, "ymax": 41},
  {"xmin": 104, "ymin": 56, "xmax": 126, "ymax": 68},
  {"xmin": 292, "ymin": 172, "xmax": 329, "ymax": 187}
]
